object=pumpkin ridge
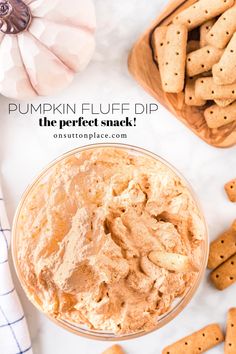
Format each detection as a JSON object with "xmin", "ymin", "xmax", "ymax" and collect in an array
[
  {"xmin": 27, "ymin": 30, "xmax": 76, "ymax": 74},
  {"xmin": 31, "ymin": 15, "xmax": 96, "ymax": 35},
  {"xmin": 16, "ymin": 34, "xmax": 38, "ymax": 95}
]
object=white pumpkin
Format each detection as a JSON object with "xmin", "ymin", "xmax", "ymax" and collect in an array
[{"xmin": 0, "ymin": 0, "xmax": 96, "ymax": 99}]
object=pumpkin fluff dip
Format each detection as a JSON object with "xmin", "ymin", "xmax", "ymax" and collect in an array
[{"xmin": 14, "ymin": 146, "xmax": 207, "ymax": 336}]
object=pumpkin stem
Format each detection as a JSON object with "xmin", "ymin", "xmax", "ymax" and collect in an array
[{"xmin": 0, "ymin": 0, "xmax": 31, "ymax": 34}]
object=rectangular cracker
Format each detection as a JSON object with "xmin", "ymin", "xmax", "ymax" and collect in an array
[
  {"xmin": 162, "ymin": 324, "xmax": 224, "ymax": 354},
  {"xmin": 215, "ymin": 99, "xmax": 235, "ymax": 107},
  {"xmin": 173, "ymin": 0, "xmax": 234, "ymax": 31},
  {"xmin": 153, "ymin": 26, "xmax": 168, "ymax": 85},
  {"xmin": 185, "ymin": 78, "xmax": 206, "ymax": 106},
  {"xmin": 187, "ymin": 46, "xmax": 223, "ymax": 77},
  {"xmin": 225, "ymin": 308, "xmax": 236, "ymax": 354},
  {"xmin": 200, "ymin": 20, "xmax": 215, "ymax": 48},
  {"xmin": 211, "ymin": 253, "xmax": 236, "ymax": 290},
  {"xmin": 225, "ymin": 179, "xmax": 236, "ymax": 202},
  {"xmin": 187, "ymin": 40, "xmax": 200, "ymax": 54},
  {"xmin": 204, "ymin": 102, "xmax": 236, "ymax": 128},
  {"xmin": 162, "ymin": 24, "xmax": 187, "ymax": 93},
  {"xmin": 149, "ymin": 251, "xmax": 196, "ymax": 273},
  {"xmin": 208, "ymin": 220, "xmax": 236, "ymax": 269},
  {"xmin": 196, "ymin": 77, "xmax": 236, "ymax": 100},
  {"xmin": 213, "ymin": 33, "xmax": 236, "ymax": 85},
  {"xmin": 206, "ymin": 4, "xmax": 236, "ymax": 49},
  {"xmin": 102, "ymin": 345, "xmax": 125, "ymax": 354}
]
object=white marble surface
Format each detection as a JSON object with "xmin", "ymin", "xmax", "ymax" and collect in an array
[{"xmin": 0, "ymin": 0, "xmax": 236, "ymax": 353}]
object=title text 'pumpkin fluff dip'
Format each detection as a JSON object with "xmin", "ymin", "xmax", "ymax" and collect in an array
[{"xmin": 13, "ymin": 145, "xmax": 207, "ymax": 338}]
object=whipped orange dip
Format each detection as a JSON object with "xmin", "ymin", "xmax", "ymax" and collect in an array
[{"xmin": 16, "ymin": 147, "xmax": 205, "ymax": 334}]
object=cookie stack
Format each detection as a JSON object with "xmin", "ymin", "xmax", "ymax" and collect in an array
[
  {"xmin": 153, "ymin": 0, "xmax": 236, "ymax": 130},
  {"xmin": 208, "ymin": 220, "xmax": 236, "ymax": 290}
]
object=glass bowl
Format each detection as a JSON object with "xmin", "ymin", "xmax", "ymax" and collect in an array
[{"xmin": 12, "ymin": 143, "xmax": 209, "ymax": 341}]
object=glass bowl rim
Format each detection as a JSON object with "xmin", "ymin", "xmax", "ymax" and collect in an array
[{"xmin": 11, "ymin": 143, "xmax": 209, "ymax": 341}]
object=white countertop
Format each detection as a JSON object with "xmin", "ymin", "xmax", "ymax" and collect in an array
[{"xmin": 0, "ymin": 0, "xmax": 236, "ymax": 353}]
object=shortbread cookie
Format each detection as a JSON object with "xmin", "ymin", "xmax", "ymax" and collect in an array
[
  {"xmin": 173, "ymin": 0, "xmax": 234, "ymax": 30},
  {"xmin": 200, "ymin": 20, "xmax": 215, "ymax": 47},
  {"xmin": 153, "ymin": 26, "xmax": 167, "ymax": 86},
  {"xmin": 206, "ymin": 4, "xmax": 236, "ymax": 49},
  {"xmin": 225, "ymin": 308, "xmax": 236, "ymax": 354},
  {"xmin": 187, "ymin": 40, "xmax": 200, "ymax": 53},
  {"xmin": 149, "ymin": 251, "xmax": 197, "ymax": 273},
  {"xmin": 225, "ymin": 179, "xmax": 236, "ymax": 202},
  {"xmin": 213, "ymin": 33, "xmax": 236, "ymax": 85},
  {"xmin": 162, "ymin": 24, "xmax": 187, "ymax": 93},
  {"xmin": 196, "ymin": 77, "xmax": 236, "ymax": 100},
  {"xmin": 208, "ymin": 220, "xmax": 236, "ymax": 269},
  {"xmin": 102, "ymin": 345, "xmax": 125, "ymax": 354},
  {"xmin": 211, "ymin": 253, "xmax": 236, "ymax": 290},
  {"xmin": 215, "ymin": 99, "xmax": 235, "ymax": 107},
  {"xmin": 162, "ymin": 324, "xmax": 224, "ymax": 354},
  {"xmin": 204, "ymin": 102, "xmax": 236, "ymax": 128},
  {"xmin": 153, "ymin": 26, "xmax": 167, "ymax": 63},
  {"xmin": 185, "ymin": 78, "xmax": 206, "ymax": 106},
  {"xmin": 187, "ymin": 46, "xmax": 223, "ymax": 77}
]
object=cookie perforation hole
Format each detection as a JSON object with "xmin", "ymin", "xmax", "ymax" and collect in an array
[
  {"xmin": 221, "ymin": 240, "xmax": 224, "ymax": 244},
  {"xmin": 216, "ymin": 337, "xmax": 219, "ymax": 341},
  {"xmin": 230, "ymin": 276, "xmax": 234, "ymax": 280},
  {"xmin": 220, "ymin": 255, "xmax": 224, "ymax": 259},
  {"xmin": 202, "ymin": 333, "xmax": 205, "ymax": 337},
  {"xmin": 198, "ymin": 347, "xmax": 202, "ymax": 351},
  {"xmin": 188, "ymin": 20, "xmax": 191, "ymax": 24},
  {"xmin": 216, "ymin": 274, "xmax": 220, "ymax": 278},
  {"xmin": 231, "ymin": 323, "xmax": 234, "ymax": 327},
  {"xmin": 185, "ymin": 342, "xmax": 188, "ymax": 345},
  {"xmin": 224, "ymin": 116, "xmax": 228, "ymax": 120}
]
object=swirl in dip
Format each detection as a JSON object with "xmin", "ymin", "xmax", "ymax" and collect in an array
[{"xmin": 16, "ymin": 147, "xmax": 205, "ymax": 334}]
